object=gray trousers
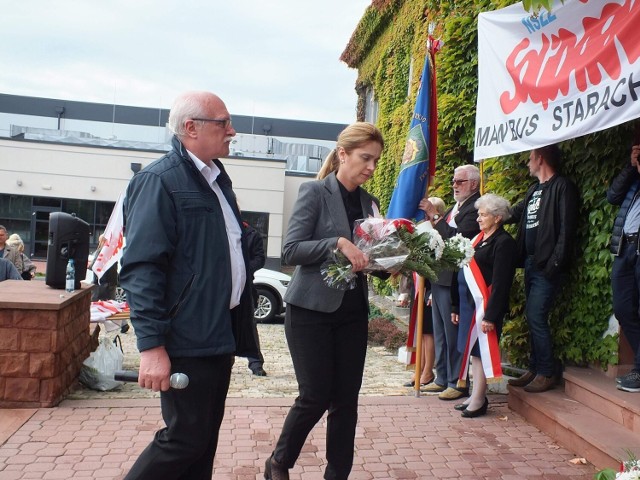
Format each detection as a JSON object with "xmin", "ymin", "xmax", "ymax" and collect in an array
[{"xmin": 431, "ymin": 283, "xmax": 463, "ymax": 388}]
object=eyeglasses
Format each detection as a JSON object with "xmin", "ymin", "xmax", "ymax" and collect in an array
[
  {"xmin": 191, "ymin": 118, "xmax": 232, "ymax": 129},
  {"xmin": 451, "ymin": 179, "xmax": 469, "ymax": 185}
]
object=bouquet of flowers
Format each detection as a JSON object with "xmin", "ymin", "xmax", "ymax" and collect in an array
[
  {"xmin": 321, "ymin": 217, "xmax": 474, "ymax": 290},
  {"xmin": 596, "ymin": 452, "xmax": 640, "ymax": 480},
  {"xmin": 440, "ymin": 233, "xmax": 475, "ymax": 270}
]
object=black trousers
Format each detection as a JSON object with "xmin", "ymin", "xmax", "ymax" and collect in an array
[
  {"xmin": 124, "ymin": 354, "xmax": 233, "ymax": 480},
  {"xmin": 273, "ymin": 296, "xmax": 368, "ymax": 480}
]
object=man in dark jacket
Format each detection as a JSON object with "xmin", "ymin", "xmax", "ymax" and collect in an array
[
  {"xmin": 120, "ymin": 91, "xmax": 257, "ymax": 479},
  {"xmin": 606, "ymin": 136, "xmax": 640, "ymax": 393},
  {"xmin": 419, "ymin": 164, "xmax": 481, "ymax": 401},
  {"xmin": 507, "ymin": 144, "xmax": 579, "ymax": 393}
]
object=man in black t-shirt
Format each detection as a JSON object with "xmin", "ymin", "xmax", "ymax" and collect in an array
[{"xmin": 507, "ymin": 145, "xmax": 579, "ymax": 393}]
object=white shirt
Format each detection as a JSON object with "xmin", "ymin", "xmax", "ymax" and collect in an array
[{"xmin": 188, "ymin": 151, "xmax": 246, "ymax": 309}]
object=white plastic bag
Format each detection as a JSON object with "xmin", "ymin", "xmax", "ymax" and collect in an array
[{"xmin": 79, "ymin": 336, "xmax": 124, "ymax": 391}]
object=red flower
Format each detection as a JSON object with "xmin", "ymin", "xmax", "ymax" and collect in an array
[{"xmin": 392, "ymin": 218, "xmax": 415, "ymax": 234}]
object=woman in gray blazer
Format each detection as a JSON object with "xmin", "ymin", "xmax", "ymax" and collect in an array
[{"xmin": 265, "ymin": 122, "xmax": 384, "ymax": 480}]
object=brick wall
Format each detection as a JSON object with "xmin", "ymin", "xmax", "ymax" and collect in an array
[{"xmin": 0, "ymin": 281, "xmax": 92, "ymax": 408}]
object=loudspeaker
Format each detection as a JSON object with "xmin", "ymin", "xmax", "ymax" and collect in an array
[{"xmin": 45, "ymin": 212, "xmax": 90, "ymax": 289}]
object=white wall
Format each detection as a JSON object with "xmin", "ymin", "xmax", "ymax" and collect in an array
[{"xmin": 0, "ymin": 139, "xmax": 288, "ymax": 259}]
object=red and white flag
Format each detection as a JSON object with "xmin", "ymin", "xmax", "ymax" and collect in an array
[{"xmin": 92, "ymin": 192, "xmax": 125, "ymax": 280}]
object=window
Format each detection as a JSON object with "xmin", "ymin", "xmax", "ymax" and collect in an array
[{"xmin": 364, "ymin": 87, "xmax": 379, "ymax": 124}]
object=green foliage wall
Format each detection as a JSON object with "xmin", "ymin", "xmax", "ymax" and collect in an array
[{"xmin": 343, "ymin": 0, "xmax": 636, "ymax": 368}]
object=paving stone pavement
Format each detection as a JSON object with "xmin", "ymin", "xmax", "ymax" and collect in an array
[{"xmin": 0, "ymin": 314, "xmax": 599, "ymax": 479}]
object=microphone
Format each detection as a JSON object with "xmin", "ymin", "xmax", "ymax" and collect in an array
[{"xmin": 114, "ymin": 370, "xmax": 190, "ymax": 389}]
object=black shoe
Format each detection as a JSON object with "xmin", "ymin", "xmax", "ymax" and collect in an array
[
  {"xmin": 404, "ymin": 377, "xmax": 434, "ymax": 388},
  {"xmin": 264, "ymin": 455, "xmax": 289, "ymax": 480},
  {"xmin": 120, "ymin": 323, "xmax": 130, "ymax": 334},
  {"xmin": 616, "ymin": 371, "xmax": 637, "ymax": 384},
  {"xmin": 461, "ymin": 397, "xmax": 489, "ymax": 418},
  {"xmin": 252, "ymin": 366, "xmax": 267, "ymax": 377},
  {"xmin": 454, "ymin": 402, "xmax": 469, "ymax": 411},
  {"xmin": 617, "ymin": 371, "xmax": 640, "ymax": 393}
]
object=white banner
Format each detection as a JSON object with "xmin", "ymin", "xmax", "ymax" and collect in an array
[
  {"xmin": 92, "ymin": 192, "xmax": 125, "ymax": 280},
  {"xmin": 474, "ymin": 0, "xmax": 640, "ymax": 161}
]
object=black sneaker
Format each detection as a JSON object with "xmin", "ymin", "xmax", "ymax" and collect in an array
[
  {"xmin": 251, "ymin": 366, "xmax": 267, "ymax": 377},
  {"xmin": 616, "ymin": 371, "xmax": 635, "ymax": 384},
  {"xmin": 617, "ymin": 371, "xmax": 640, "ymax": 393}
]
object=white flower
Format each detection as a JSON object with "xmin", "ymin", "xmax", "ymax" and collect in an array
[
  {"xmin": 423, "ymin": 229, "xmax": 444, "ymax": 260},
  {"xmin": 446, "ymin": 234, "xmax": 475, "ymax": 268}
]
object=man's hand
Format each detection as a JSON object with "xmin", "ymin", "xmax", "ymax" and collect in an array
[
  {"xmin": 138, "ymin": 346, "xmax": 171, "ymax": 392},
  {"xmin": 418, "ymin": 198, "xmax": 437, "ymax": 219},
  {"xmin": 337, "ymin": 237, "xmax": 369, "ymax": 272}
]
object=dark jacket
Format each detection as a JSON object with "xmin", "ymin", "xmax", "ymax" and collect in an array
[
  {"xmin": 451, "ymin": 227, "xmax": 517, "ymax": 328},
  {"xmin": 244, "ymin": 222, "xmax": 266, "ymax": 307},
  {"xmin": 120, "ymin": 136, "xmax": 257, "ymax": 358},
  {"xmin": 0, "ymin": 258, "xmax": 21, "ymax": 281},
  {"xmin": 433, "ymin": 191, "xmax": 481, "ymax": 286},
  {"xmin": 607, "ymin": 164, "xmax": 640, "ymax": 255},
  {"xmin": 510, "ymin": 174, "xmax": 579, "ymax": 278}
]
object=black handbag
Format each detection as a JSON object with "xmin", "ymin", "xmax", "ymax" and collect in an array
[{"xmin": 21, "ymin": 271, "xmax": 32, "ymax": 281}]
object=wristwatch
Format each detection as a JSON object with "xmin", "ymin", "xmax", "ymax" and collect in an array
[{"xmin": 432, "ymin": 214, "xmax": 441, "ymax": 222}]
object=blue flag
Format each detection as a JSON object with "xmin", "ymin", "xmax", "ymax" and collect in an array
[{"xmin": 386, "ymin": 52, "xmax": 435, "ymax": 221}]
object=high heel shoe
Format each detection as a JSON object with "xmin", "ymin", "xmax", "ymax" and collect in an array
[
  {"xmin": 264, "ymin": 454, "xmax": 290, "ymax": 480},
  {"xmin": 461, "ymin": 397, "xmax": 488, "ymax": 418},
  {"xmin": 454, "ymin": 402, "xmax": 470, "ymax": 411}
]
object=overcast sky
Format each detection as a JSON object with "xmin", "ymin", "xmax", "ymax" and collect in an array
[{"xmin": 0, "ymin": 1, "xmax": 371, "ymax": 124}]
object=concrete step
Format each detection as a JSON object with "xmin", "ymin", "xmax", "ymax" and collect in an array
[
  {"xmin": 508, "ymin": 381, "xmax": 640, "ymax": 470},
  {"xmin": 563, "ymin": 366, "xmax": 640, "ymax": 434}
]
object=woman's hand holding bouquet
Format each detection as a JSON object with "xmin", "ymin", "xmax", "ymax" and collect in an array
[{"xmin": 321, "ymin": 217, "xmax": 475, "ymax": 290}]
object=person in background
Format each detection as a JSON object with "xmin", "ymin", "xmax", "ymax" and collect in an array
[
  {"xmin": 120, "ymin": 91, "xmax": 256, "ymax": 480},
  {"xmin": 451, "ymin": 193, "xmax": 516, "ymax": 417},
  {"xmin": 606, "ymin": 127, "xmax": 640, "ymax": 393},
  {"xmin": 507, "ymin": 144, "xmax": 579, "ymax": 393},
  {"xmin": 0, "ymin": 226, "xmax": 20, "ymax": 270},
  {"xmin": 265, "ymin": 122, "xmax": 384, "ymax": 480},
  {"xmin": 6, "ymin": 233, "xmax": 36, "ymax": 280},
  {"xmin": 0, "ymin": 257, "xmax": 21, "ymax": 281},
  {"xmin": 419, "ymin": 165, "xmax": 481, "ymax": 401},
  {"xmin": 403, "ymin": 196, "xmax": 445, "ymax": 389},
  {"xmin": 242, "ymin": 220, "xmax": 268, "ymax": 376}
]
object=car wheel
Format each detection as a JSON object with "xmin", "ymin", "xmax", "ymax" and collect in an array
[
  {"xmin": 254, "ymin": 289, "xmax": 277, "ymax": 323},
  {"xmin": 115, "ymin": 287, "xmax": 126, "ymax": 303}
]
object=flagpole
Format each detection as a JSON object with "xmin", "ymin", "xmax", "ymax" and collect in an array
[
  {"xmin": 414, "ymin": 275, "xmax": 425, "ymax": 397},
  {"xmin": 414, "ymin": 23, "xmax": 439, "ymax": 397}
]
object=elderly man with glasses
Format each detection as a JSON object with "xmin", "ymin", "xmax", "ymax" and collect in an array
[
  {"xmin": 419, "ymin": 164, "xmax": 481, "ymax": 401},
  {"xmin": 120, "ymin": 91, "xmax": 258, "ymax": 480}
]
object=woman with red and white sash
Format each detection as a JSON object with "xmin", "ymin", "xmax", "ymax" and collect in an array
[{"xmin": 451, "ymin": 193, "xmax": 517, "ymax": 418}]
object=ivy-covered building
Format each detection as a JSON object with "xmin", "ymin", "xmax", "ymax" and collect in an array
[{"xmin": 341, "ymin": 0, "xmax": 637, "ymax": 370}]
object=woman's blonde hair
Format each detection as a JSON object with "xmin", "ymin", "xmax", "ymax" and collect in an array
[
  {"xmin": 316, "ymin": 122, "xmax": 384, "ymax": 180},
  {"xmin": 7, "ymin": 233, "xmax": 24, "ymax": 252}
]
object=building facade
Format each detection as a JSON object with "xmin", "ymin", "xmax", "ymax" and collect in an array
[{"xmin": 0, "ymin": 94, "xmax": 346, "ymax": 267}]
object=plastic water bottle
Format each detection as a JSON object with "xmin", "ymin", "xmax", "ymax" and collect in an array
[{"xmin": 65, "ymin": 259, "xmax": 75, "ymax": 292}]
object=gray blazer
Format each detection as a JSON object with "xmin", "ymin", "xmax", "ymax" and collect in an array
[{"xmin": 283, "ymin": 172, "xmax": 380, "ymax": 313}]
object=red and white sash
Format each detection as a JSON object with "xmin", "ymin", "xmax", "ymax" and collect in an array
[{"xmin": 457, "ymin": 232, "xmax": 503, "ymax": 387}]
